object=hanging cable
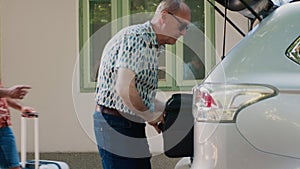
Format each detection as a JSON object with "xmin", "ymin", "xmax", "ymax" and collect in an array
[
  {"xmin": 221, "ymin": 0, "xmax": 229, "ymax": 60},
  {"xmin": 207, "ymin": 0, "xmax": 245, "ymax": 37}
]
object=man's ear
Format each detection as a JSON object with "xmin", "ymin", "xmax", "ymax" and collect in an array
[{"xmin": 160, "ymin": 10, "xmax": 168, "ymax": 23}]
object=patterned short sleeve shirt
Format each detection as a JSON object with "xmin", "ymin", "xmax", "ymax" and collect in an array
[{"xmin": 95, "ymin": 21, "xmax": 165, "ymax": 115}]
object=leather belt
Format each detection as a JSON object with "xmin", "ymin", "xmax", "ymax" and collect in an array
[
  {"xmin": 96, "ymin": 105, "xmax": 122, "ymax": 117},
  {"xmin": 96, "ymin": 105, "xmax": 145, "ymax": 123}
]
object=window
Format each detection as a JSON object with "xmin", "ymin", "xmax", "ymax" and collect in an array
[
  {"xmin": 286, "ymin": 36, "xmax": 300, "ymax": 65},
  {"xmin": 79, "ymin": 0, "xmax": 216, "ymax": 92}
]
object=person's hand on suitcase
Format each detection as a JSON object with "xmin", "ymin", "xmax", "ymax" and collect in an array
[
  {"xmin": 148, "ymin": 99, "xmax": 167, "ymax": 133},
  {"xmin": 21, "ymin": 106, "xmax": 37, "ymax": 118},
  {"xmin": 148, "ymin": 111, "xmax": 166, "ymax": 134}
]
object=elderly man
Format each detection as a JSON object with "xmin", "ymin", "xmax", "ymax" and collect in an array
[{"xmin": 93, "ymin": 0, "xmax": 191, "ymax": 168}]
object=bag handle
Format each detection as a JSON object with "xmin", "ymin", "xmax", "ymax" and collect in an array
[{"xmin": 21, "ymin": 113, "xmax": 39, "ymax": 169}]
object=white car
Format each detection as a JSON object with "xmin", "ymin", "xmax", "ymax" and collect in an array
[{"xmin": 177, "ymin": 1, "xmax": 300, "ymax": 169}]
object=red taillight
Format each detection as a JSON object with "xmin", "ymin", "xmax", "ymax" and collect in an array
[
  {"xmin": 193, "ymin": 83, "xmax": 277, "ymax": 122},
  {"xmin": 201, "ymin": 92, "xmax": 216, "ymax": 108}
]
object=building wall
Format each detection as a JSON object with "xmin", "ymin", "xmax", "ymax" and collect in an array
[
  {"xmin": 0, "ymin": 0, "xmax": 247, "ymax": 154},
  {"xmin": 0, "ymin": 0, "xmax": 92, "ymax": 152}
]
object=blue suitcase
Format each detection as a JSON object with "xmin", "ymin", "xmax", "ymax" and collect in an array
[{"xmin": 20, "ymin": 114, "xmax": 69, "ymax": 169}]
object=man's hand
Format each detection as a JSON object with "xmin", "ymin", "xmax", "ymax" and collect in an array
[
  {"xmin": 7, "ymin": 85, "xmax": 31, "ymax": 99},
  {"xmin": 148, "ymin": 112, "xmax": 165, "ymax": 134}
]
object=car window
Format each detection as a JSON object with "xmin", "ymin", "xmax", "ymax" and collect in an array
[{"xmin": 286, "ymin": 36, "xmax": 300, "ymax": 65}]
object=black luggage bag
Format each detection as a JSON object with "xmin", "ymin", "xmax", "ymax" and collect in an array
[{"xmin": 159, "ymin": 93, "xmax": 194, "ymax": 158}]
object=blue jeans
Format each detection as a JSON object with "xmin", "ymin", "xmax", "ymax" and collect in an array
[
  {"xmin": 93, "ymin": 111, "xmax": 151, "ymax": 169},
  {"xmin": 0, "ymin": 127, "xmax": 20, "ymax": 169}
]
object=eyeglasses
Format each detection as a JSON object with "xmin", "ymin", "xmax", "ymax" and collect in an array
[{"xmin": 167, "ymin": 11, "xmax": 189, "ymax": 31}]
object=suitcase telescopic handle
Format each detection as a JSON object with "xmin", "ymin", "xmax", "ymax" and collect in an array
[
  {"xmin": 21, "ymin": 112, "xmax": 39, "ymax": 118},
  {"xmin": 21, "ymin": 113, "xmax": 39, "ymax": 169}
]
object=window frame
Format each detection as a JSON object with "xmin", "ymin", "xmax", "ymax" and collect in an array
[{"xmin": 79, "ymin": 0, "xmax": 216, "ymax": 92}]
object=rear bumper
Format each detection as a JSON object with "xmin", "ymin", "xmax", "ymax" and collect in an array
[{"xmin": 190, "ymin": 122, "xmax": 300, "ymax": 169}]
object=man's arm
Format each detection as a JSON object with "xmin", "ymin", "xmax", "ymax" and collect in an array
[{"xmin": 115, "ymin": 68, "xmax": 165, "ymax": 130}]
